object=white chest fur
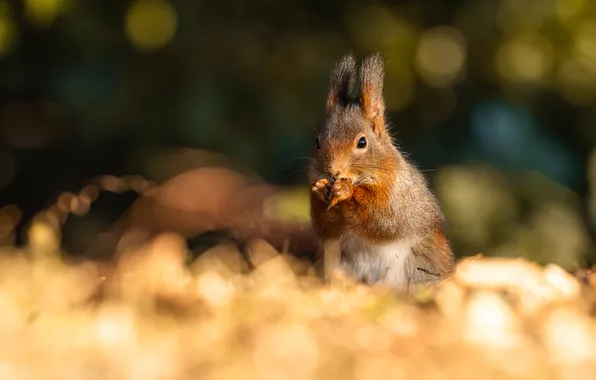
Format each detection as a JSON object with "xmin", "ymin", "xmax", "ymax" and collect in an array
[{"xmin": 337, "ymin": 233, "xmax": 419, "ymax": 289}]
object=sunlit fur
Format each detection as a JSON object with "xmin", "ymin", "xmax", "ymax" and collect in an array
[{"xmin": 309, "ymin": 53, "xmax": 456, "ymax": 291}]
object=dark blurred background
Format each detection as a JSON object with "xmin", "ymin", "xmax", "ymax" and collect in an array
[{"xmin": 0, "ymin": 0, "xmax": 595, "ymax": 268}]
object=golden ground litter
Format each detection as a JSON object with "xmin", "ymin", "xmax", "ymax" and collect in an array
[
  {"xmin": 1, "ymin": 220, "xmax": 596, "ymax": 380},
  {"xmin": 2, "ymin": 170, "xmax": 596, "ymax": 380}
]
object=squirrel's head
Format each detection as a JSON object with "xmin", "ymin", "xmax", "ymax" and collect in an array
[{"xmin": 312, "ymin": 52, "xmax": 398, "ymax": 184}]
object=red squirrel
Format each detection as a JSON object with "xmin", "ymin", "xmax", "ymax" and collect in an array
[{"xmin": 309, "ymin": 53, "xmax": 456, "ymax": 291}]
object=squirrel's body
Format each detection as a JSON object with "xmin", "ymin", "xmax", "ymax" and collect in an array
[{"xmin": 309, "ymin": 53, "xmax": 455, "ymax": 291}]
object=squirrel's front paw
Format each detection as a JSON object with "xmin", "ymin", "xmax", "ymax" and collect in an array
[
  {"xmin": 328, "ymin": 178, "xmax": 353, "ymax": 209},
  {"xmin": 312, "ymin": 178, "xmax": 332, "ymax": 203}
]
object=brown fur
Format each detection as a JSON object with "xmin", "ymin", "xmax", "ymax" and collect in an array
[
  {"xmin": 309, "ymin": 189, "xmax": 344, "ymax": 239},
  {"xmin": 359, "ymin": 54, "xmax": 385, "ymax": 134},
  {"xmin": 309, "ymin": 52, "xmax": 455, "ymax": 290},
  {"xmin": 326, "ymin": 54, "xmax": 356, "ymax": 113},
  {"xmin": 408, "ymin": 230, "xmax": 456, "ymax": 283}
]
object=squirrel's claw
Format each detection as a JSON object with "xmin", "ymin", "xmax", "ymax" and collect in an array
[
  {"xmin": 327, "ymin": 196, "xmax": 340, "ymax": 210},
  {"xmin": 327, "ymin": 178, "xmax": 352, "ymax": 210},
  {"xmin": 312, "ymin": 178, "xmax": 332, "ymax": 203}
]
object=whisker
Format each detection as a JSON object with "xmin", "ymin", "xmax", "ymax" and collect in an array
[
  {"xmin": 268, "ymin": 166, "xmax": 311, "ymax": 181},
  {"xmin": 349, "ymin": 163, "xmax": 394, "ymax": 175},
  {"xmin": 290, "ymin": 156, "xmax": 316, "ymax": 162}
]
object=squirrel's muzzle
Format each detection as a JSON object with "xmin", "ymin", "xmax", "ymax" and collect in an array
[
  {"xmin": 325, "ymin": 170, "xmax": 341, "ymax": 179},
  {"xmin": 325, "ymin": 160, "xmax": 349, "ymax": 180}
]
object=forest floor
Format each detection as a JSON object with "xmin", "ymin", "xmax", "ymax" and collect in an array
[{"xmin": 1, "ymin": 219, "xmax": 596, "ymax": 380}]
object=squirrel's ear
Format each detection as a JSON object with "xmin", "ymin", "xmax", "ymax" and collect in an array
[
  {"xmin": 359, "ymin": 53, "xmax": 386, "ymax": 136},
  {"xmin": 327, "ymin": 53, "xmax": 357, "ymax": 113}
]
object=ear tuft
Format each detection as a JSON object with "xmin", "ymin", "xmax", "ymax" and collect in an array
[
  {"xmin": 359, "ymin": 52, "xmax": 386, "ymax": 135},
  {"xmin": 326, "ymin": 53, "xmax": 357, "ymax": 113}
]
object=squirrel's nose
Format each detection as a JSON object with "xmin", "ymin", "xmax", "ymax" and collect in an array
[
  {"xmin": 326, "ymin": 170, "xmax": 342, "ymax": 179},
  {"xmin": 326, "ymin": 161, "xmax": 347, "ymax": 179}
]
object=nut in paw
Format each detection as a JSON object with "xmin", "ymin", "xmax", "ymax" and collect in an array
[
  {"xmin": 312, "ymin": 178, "xmax": 332, "ymax": 203},
  {"xmin": 328, "ymin": 178, "xmax": 352, "ymax": 209}
]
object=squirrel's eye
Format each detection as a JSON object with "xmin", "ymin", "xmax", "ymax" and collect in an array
[
  {"xmin": 316, "ymin": 139, "xmax": 320, "ymax": 150},
  {"xmin": 356, "ymin": 136, "xmax": 367, "ymax": 149}
]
